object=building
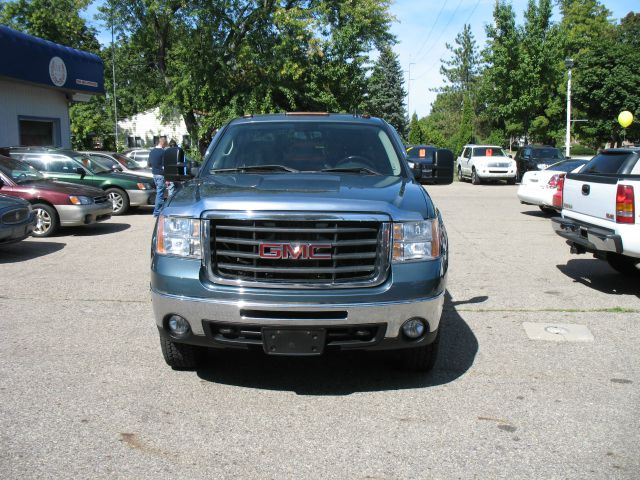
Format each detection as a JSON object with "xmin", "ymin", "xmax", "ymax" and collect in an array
[
  {"xmin": 0, "ymin": 26, "xmax": 104, "ymax": 148},
  {"xmin": 118, "ymin": 108, "xmax": 190, "ymax": 149}
]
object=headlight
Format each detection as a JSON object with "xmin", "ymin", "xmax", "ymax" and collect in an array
[
  {"xmin": 156, "ymin": 216, "xmax": 202, "ymax": 258},
  {"xmin": 536, "ymin": 163, "xmax": 548, "ymax": 169},
  {"xmin": 407, "ymin": 161, "xmax": 416, "ymax": 168},
  {"xmin": 392, "ymin": 220, "xmax": 440, "ymax": 262},
  {"xmin": 69, "ymin": 195, "xmax": 92, "ymax": 205}
]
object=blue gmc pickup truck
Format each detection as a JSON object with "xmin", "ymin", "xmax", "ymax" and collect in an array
[{"xmin": 151, "ymin": 113, "xmax": 454, "ymax": 372}]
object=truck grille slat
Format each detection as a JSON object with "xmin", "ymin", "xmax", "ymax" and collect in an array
[{"xmin": 206, "ymin": 216, "xmax": 390, "ymax": 288}]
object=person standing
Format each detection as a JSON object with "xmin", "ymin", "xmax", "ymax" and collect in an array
[{"xmin": 149, "ymin": 136, "xmax": 174, "ymax": 217}]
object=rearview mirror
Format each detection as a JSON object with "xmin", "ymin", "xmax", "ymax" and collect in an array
[
  {"xmin": 75, "ymin": 167, "xmax": 86, "ymax": 179},
  {"xmin": 422, "ymin": 149, "xmax": 454, "ymax": 185},
  {"xmin": 163, "ymin": 147, "xmax": 193, "ymax": 182}
]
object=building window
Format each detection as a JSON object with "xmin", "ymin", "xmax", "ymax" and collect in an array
[{"xmin": 19, "ymin": 118, "xmax": 60, "ymax": 147}]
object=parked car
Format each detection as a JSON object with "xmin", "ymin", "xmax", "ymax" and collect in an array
[
  {"xmin": 406, "ymin": 145, "xmax": 438, "ymax": 183},
  {"xmin": 80, "ymin": 151, "xmax": 153, "ymax": 178},
  {"xmin": 515, "ymin": 145, "xmax": 565, "ymax": 181},
  {"xmin": 7, "ymin": 147, "xmax": 156, "ymax": 215},
  {"xmin": 151, "ymin": 113, "xmax": 454, "ymax": 371},
  {"xmin": 457, "ymin": 144, "xmax": 517, "ymax": 185},
  {"xmin": 0, "ymin": 155, "xmax": 112, "ymax": 237},
  {"xmin": 517, "ymin": 159, "xmax": 588, "ymax": 213},
  {"xmin": 123, "ymin": 149, "xmax": 151, "ymax": 168},
  {"xmin": 552, "ymin": 147, "xmax": 640, "ymax": 276},
  {"xmin": 0, "ymin": 193, "xmax": 34, "ymax": 245}
]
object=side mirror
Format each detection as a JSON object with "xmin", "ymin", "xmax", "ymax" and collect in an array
[
  {"xmin": 422, "ymin": 149, "xmax": 454, "ymax": 185},
  {"xmin": 111, "ymin": 165, "xmax": 123, "ymax": 172},
  {"xmin": 163, "ymin": 147, "xmax": 193, "ymax": 182},
  {"xmin": 190, "ymin": 166, "xmax": 200, "ymax": 177},
  {"xmin": 508, "ymin": 154, "xmax": 513, "ymax": 159},
  {"xmin": 75, "ymin": 167, "xmax": 87, "ymax": 179}
]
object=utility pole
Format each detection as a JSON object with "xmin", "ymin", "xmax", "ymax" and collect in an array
[
  {"xmin": 565, "ymin": 58, "xmax": 574, "ymax": 158},
  {"xmin": 407, "ymin": 62, "xmax": 416, "ymax": 119},
  {"xmin": 111, "ymin": 7, "xmax": 119, "ymax": 149}
]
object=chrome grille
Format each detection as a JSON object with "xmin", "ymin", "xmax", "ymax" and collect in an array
[
  {"xmin": 205, "ymin": 214, "xmax": 390, "ymax": 288},
  {"xmin": 1, "ymin": 207, "xmax": 29, "ymax": 225},
  {"xmin": 488, "ymin": 162, "xmax": 510, "ymax": 168}
]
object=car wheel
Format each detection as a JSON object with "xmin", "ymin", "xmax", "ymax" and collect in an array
[
  {"xmin": 105, "ymin": 188, "xmax": 129, "ymax": 215},
  {"xmin": 31, "ymin": 203, "xmax": 58, "ymax": 237},
  {"xmin": 396, "ymin": 331, "xmax": 440, "ymax": 372},
  {"xmin": 539, "ymin": 206, "xmax": 556, "ymax": 214},
  {"xmin": 606, "ymin": 254, "xmax": 640, "ymax": 277},
  {"xmin": 507, "ymin": 177, "xmax": 516, "ymax": 185},
  {"xmin": 471, "ymin": 168, "xmax": 481, "ymax": 185},
  {"xmin": 160, "ymin": 336, "xmax": 202, "ymax": 370},
  {"xmin": 457, "ymin": 166, "xmax": 463, "ymax": 181}
]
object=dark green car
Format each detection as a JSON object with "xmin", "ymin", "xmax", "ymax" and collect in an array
[{"xmin": 8, "ymin": 147, "xmax": 156, "ymax": 215}]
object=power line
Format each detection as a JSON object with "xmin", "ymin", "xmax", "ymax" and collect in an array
[{"xmin": 410, "ymin": 0, "xmax": 448, "ymax": 64}]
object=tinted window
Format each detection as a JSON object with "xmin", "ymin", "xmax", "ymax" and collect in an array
[
  {"xmin": 531, "ymin": 148, "xmax": 564, "ymax": 159},
  {"xmin": 546, "ymin": 160, "xmax": 587, "ymax": 172},
  {"xmin": 48, "ymin": 156, "xmax": 81, "ymax": 173},
  {"xmin": 205, "ymin": 122, "xmax": 402, "ymax": 176},
  {"xmin": 0, "ymin": 157, "xmax": 45, "ymax": 183},
  {"xmin": 473, "ymin": 147, "xmax": 506, "ymax": 157},
  {"xmin": 20, "ymin": 155, "xmax": 48, "ymax": 172},
  {"xmin": 581, "ymin": 153, "xmax": 633, "ymax": 174},
  {"xmin": 407, "ymin": 147, "xmax": 434, "ymax": 161}
]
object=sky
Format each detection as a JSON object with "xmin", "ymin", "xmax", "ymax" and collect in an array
[{"xmin": 83, "ymin": 0, "xmax": 638, "ymax": 118}]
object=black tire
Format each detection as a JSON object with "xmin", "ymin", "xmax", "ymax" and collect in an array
[
  {"xmin": 607, "ymin": 254, "xmax": 640, "ymax": 277},
  {"xmin": 160, "ymin": 336, "xmax": 202, "ymax": 370},
  {"xmin": 105, "ymin": 188, "xmax": 129, "ymax": 215},
  {"xmin": 396, "ymin": 333, "xmax": 440, "ymax": 372},
  {"xmin": 31, "ymin": 203, "xmax": 59, "ymax": 237},
  {"xmin": 539, "ymin": 205, "xmax": 556, "ymax": 214},
  {"xmin": 507, "ymin": 176, "xmax": 516, "ymax": 185},
  {"xmin": 457, "ymin": 166, "xmax": 464, "ymax": 182},
  {"xmin": 471, "ymin": 168, "xmax": 481, "ymax": 185}
]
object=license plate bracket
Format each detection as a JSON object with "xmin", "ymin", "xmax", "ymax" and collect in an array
[{"xmin": 262, "ymin": 328, "xmax": 326, "ymax": 356}]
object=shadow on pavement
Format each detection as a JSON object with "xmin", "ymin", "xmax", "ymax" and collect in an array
[
  {"xmin": 557, "ymin": 259, "xmax": 640, "ymax": 297},
  {"xmin": 62, "ymin": 222, "xmax": 130, "ymax": 236},
  {"xmin": 0, "ymin": 240, "xmax": 65, "ymax": 263},
  {"xmin": 196, "ymin": 291, "xmax": 479, "ymax": 395},
  {"xmin": 520, "ymin": 209, "xmax": 557, "ymax": 218}
]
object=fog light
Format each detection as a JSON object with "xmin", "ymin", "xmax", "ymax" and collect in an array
[
  {"xmin": 402, "ymin": 318, "xmax": 426, "ymax": 339},
  {"xmin": 167, "ymin": 315, "xmax": 190, "ymax": 336}
]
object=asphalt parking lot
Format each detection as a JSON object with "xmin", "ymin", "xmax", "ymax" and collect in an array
[{"xmin": 1, "ymin": 182, "xmax": 638, "ymax": 479}]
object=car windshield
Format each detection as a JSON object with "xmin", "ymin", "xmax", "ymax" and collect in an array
[
  {"xmin": 204, "ymin": 122, "xmax": 403, "ymax": 176},
  {"xmin": 0, "ymin": 157, "xmax": 45, "ymax": 183},
  {"xmin": 72, "ymin": 154, "xmax": 110, "ymax": 174},
  {"xmin": 581, "ymin": 152, "xmax": 633, "ymax": 174},
  {"xmin": 113, "ymin": 153, "xmax": 142, "ymax": 170},
  {"xmin": 532, "ymin": 148, "xmax": 564, "ymax": 159},
  {"xmin": 473, "ymin": 147, "xmax": 506, "ymax": 157},
  {"xmin": 406, "ymin": 146, "xmax": 434, "ymax": 161},
  {"xmin": 546, "ymin": 160, "xmax": 587, "ymax": 172}
]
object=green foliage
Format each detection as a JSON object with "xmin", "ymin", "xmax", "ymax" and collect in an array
[
  {"xmin": 439, "ymin": 24, "xmax": 479, "ymax": 94},
  {"xmin": 366, "ymin": 46, "xmax": 407, "ymax": 136},
  {"xmin": 407, "ymin": 113, "xmax": 423, "ymax": 144}
]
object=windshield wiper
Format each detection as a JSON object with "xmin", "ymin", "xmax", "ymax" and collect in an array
[
  {"xmin": 320, "ymin": 167, "xmax": 382, "ymax": 175},
  {"xmin": 210, "ymin": 165, "xmax": 299, "ymax": 173}
]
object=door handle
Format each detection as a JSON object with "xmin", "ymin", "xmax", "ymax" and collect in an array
[{"xmin": 582, "ymin": 184, "xmax": 590, "ymax": 195}]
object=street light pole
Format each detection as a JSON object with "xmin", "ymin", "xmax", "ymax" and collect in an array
[
  {"xmin": 565, "ymin": 58, "xmax": 574, "ymax": 158},
  {"xmin": 111, "ymin": 7, "xmax": 119, "ymax": 149},
  {"xmin": 407, "ymin": 62, "xmax": 416, "ymax": 119}
]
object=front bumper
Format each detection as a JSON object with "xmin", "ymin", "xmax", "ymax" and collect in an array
[
  {"xmin": 57, "ymin": 203, "xmax": 112, "ymax": 226},
  {"xmin": 126, "ymin": 189, "xmax": 156, "ymax": 206},
  {"xmin": 152, "ymin": 289, "xmax": 444, "ymax": 351},
  {"xmin": 477, "ymin": 170, "xmax": 516, "ymax": 180},
  {"xmin": 552, "ymin": 217, "xmax": 622, "ymax": 254},
  {"xmin": 0, "ymin": 213, "xmax": 34, "ymax": 245}
]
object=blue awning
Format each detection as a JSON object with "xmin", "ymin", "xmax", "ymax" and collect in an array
[{"xmin": 0, "ymin": 25, "xmax": 104, "ymax": 94}]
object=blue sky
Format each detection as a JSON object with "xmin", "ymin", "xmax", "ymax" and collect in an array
[{"xmin": 83, "ymin": 0, "xmax": 638, "ymax": 117}]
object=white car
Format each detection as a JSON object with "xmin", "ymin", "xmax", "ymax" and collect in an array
[
  {"xmin": 457, "ymin": 144, "xmax": 517, "ymax": 185},
  {"xmin": 517, "ymin": 159, "xmax": 588, "ymax": 213}
]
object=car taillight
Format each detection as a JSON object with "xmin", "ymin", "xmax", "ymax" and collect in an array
[
  {"xmin": 616, "ymin": 185, "xmax": 635, "ymax": 224},
  {"xmin": 552, "ymin": 174, "xmax": 565, "ymax": 208},
  {"xmin": 547, "ymin": 174, "xmax": 561, "ymax": 188}
]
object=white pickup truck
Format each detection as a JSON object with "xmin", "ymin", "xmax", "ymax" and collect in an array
[{"xmin": 552, "ymin": 147, "xmax": 640, "ymax": 276}]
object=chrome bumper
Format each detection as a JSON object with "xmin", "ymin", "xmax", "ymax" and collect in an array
[
  {"xmin": 126, "ymin": 189, "xmax": 156, "ymax": 206},
  {"xmin": 151, "ymin": 289, "xmax": 445, "ymax": 338},
  {"xmin": 552, "ymin": 217, "xmax": 622, "ymax": 254},
  {"xmin": 57, "ymin": 204, "xmax": 112, "ymax": 226}
]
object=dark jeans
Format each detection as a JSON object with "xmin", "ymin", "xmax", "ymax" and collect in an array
[{"xmin": 153, "ymin": 175, "xmax": 175, "ymax": 217}]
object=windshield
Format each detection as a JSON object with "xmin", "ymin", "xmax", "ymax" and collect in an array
[
  {"xmin": 0, "ymin": 157, "xmax": 45, "ymax": 183},
  {"xmin": 204, "ymin": 122, "xmax": 403, "ymax": 176},
  {"xmin": 581, "ymin": 153, "xmax": 632, "ymax": 174},
  {"xmin": 74, "ymin": 154, "xmax": 110, "ymax": 174},
  {"xmin": 113, "ymin": 153, "xmax": 142, "ymax": 170},
  {"xmin": 473, "ymin": 147, "xmax": 507, "ymax": 157},
  {"xmin": 406, "ymin": 146, "xmax": 435, "ymax": 161},
  {"xmin": 532, "ymin": 148, "xmax": 564, "ymax": 159},
  {"xmin": 546, "ymin": 160, "xmax": 587, "ymax": 172}
]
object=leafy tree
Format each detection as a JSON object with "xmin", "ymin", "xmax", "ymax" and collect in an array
[
  {"xmin": 439, "ymin": 23, "xmax": 479, "ymax": 95},
  {"xmin": 366, "ymin": 46, "xmax": 407, "ymax": 136},
  {"xmin": 408, "ymin": 113, "xmax": 423, "ymax": 144}
]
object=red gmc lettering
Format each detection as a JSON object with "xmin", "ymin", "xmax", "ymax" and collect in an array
[
  {"xmin": 258, "ymin": 243, "xmax": 332, "ymax": 260},
  {"xmin": 259, "ymin": 243, "xmax": 283, "ymax": 259},
  {"xmin": 308, "ymin": 244, "xmax": 332, "ymax": 260}
]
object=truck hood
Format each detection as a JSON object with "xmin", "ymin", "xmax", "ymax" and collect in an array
[{"xmin": 165, "ymin": 173, "xmax": 434, "ymax": 221}]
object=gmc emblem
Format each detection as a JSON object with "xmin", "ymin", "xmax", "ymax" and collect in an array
[{"xmin": 259, "ymin": 242, "xmax": 332, "ymax": 260}]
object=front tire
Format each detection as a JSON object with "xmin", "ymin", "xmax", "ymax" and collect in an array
[
  {"xmin": 607, "ymin": 254, "xmax": 640, "ymax": 277},
  {"xmin": 507, "ymin": 176, "xmax": 516, "ymax": 185},
  {"xmin": 160, "ymin": 336, "xmax": 203, "ymax": 370},
  {"xmin": 105, "ymin": 188, "xmax": 129, "ymax": 216},
  {"xmin": 471, "ymin": 168, "xmax": 481, "ymax": 185},
  {"xmin": 31, "ymin": 203, "xmax": 58, "ymax": 237},
  {"xmin": 397, "ymin": 332, "xmax": 440, "ymax": 372},
  {"xmin": 457, "ymin": 166, "xmax": 464, "ymax": 182}
]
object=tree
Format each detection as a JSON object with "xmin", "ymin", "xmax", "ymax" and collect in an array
[
  {"xmin": 408, "ymin": 113, "xmax": 423, "ymax": 144},
  {"xmin": 366, "ymin": 46, "xmax": 407, "ymax": 136},
  {"xmin": 439, "ymin": 23, "xmax": 479, "ymax": 95}
]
